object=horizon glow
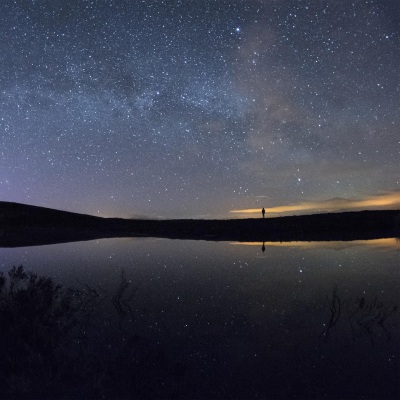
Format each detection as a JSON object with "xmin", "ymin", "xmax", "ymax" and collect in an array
[{"xmin": 230, "ymin": 192, "xmax": 400, "ymax": 217}]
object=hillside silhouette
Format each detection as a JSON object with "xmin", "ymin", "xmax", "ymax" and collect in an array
[{"xmin": 0, "ymin": 201, "xmax": 399, "ymax": 247}]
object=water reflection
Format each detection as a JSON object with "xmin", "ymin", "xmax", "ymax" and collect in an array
[
  {"xmin": 321, "ymin": 285, "xmax": 399, "ymax": 346},
  {"xmin": 0, "ymin": 238, "xmax": 398, "ymax": 399},
  {"xmin": 231, "ymin": 237, "xmax": 400, "ymax": 249}
]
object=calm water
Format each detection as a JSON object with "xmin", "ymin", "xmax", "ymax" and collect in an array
[{"xmin": 0, "ymin": 238, "xmax": 399, "ymax": 399}]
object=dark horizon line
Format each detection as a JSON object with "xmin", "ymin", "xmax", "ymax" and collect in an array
[
  {"xmin": 1, "ymin": 200, "xmax": 399, "ymax": 221},
  {"xmin": 1, "ymin": 201, "xmax": 399, "ymax": 248}
]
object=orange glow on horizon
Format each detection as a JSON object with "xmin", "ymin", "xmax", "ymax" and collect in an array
[
  {"xmin": 230, "ymin": 192, "xmax": 400, "ymax": 216},
  {"xmin": 230, "ymin": 238, "xmax": 399, "ymax": 248}
]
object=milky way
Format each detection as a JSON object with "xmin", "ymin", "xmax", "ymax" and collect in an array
[{"xmin": 1, "ymin": 0, "xmax": 399, "ymax": 218}]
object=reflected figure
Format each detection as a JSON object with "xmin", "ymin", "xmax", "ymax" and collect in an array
[
  {"xmin": 262, "ymin": 242, "xmax": 265, "ymax": 252},
  {"xmin": 262, "ymin": 207, "xmax": 265, "ymax": 218}
]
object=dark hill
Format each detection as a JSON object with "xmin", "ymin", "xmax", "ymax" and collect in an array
[{"xmin": 0, "ymin": 201, "xmax": 399, "ymax": 247}]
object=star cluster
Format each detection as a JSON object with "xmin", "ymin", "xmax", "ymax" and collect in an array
[{"xmin": 1, "ymin": 0, "xmax": 399, "ymax": 218}]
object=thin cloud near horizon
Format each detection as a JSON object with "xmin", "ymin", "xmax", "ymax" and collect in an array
[{"xmin": 230, "ymin": 192, "xmax": 400, "ymax": 216}]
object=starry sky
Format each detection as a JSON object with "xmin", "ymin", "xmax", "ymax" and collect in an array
[{"xmin": 1, "ymin": 0, "xmax": 399, "ymax": 219}]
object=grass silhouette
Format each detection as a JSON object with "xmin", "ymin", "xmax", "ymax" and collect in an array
[{"xmin": 0, "ymin": 266, "xmax": 173, "ymax": 399}]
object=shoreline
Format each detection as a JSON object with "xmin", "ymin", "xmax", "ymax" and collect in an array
[{"xmin": 1, "ymin": 201, "xmax": 399, "ymax": 247}]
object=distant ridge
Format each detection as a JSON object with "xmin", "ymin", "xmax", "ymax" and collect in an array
[{"xmin": 0, "ymin": 201, "xmax": 399, "ymax": 247}]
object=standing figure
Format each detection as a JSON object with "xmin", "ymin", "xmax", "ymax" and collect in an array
[{"xmin": 262, "ymin": 207, "xmax": 265, "ymax": 218}]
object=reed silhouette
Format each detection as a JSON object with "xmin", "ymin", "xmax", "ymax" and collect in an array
[
  {"xmin": 320, "ymin": 285, "xmax": 398, "ymax": 345},
  {"xmin": 0, "ymin": 266, "xmax": 172, "ymax": 399},
  {"xmin": 320, "ymin": 285, "xmax": 341, "ymax": 342}
]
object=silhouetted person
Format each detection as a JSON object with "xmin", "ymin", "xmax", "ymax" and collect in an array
[
  {"xmin": 262, "ymin": 242, "xmax": 265, "ymax": 252},
  {"xmin": 262, "ymin": 208, "xmax": 265, "ymax": 218}
]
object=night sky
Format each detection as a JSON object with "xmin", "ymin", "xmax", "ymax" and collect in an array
[{"xmin": 1, "ymin": 0, "xmax": 399, "ymax": 219}]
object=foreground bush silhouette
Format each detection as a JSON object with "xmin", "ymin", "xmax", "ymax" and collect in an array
[
  {"xmin": 0, "ymin": 266, "xmax": 179, "ymax": 399},
  {"xmin": 0, "ymin": 266, "xmax": 106, "ymax": 397}
]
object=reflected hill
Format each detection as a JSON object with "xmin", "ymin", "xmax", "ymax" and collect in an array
[{"xmin": 0, "ymin": 201, "xmax": 399, "ymax": 247}]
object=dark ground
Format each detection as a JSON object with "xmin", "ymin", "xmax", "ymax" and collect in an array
[{"xmin": 1, "ymin": 201, "xmax": 399, "ymax": 247}]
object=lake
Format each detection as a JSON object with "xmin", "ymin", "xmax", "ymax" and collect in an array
[{"xmin": 0, "ymin": 237, "xmax": 399, "ymax": 399}]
